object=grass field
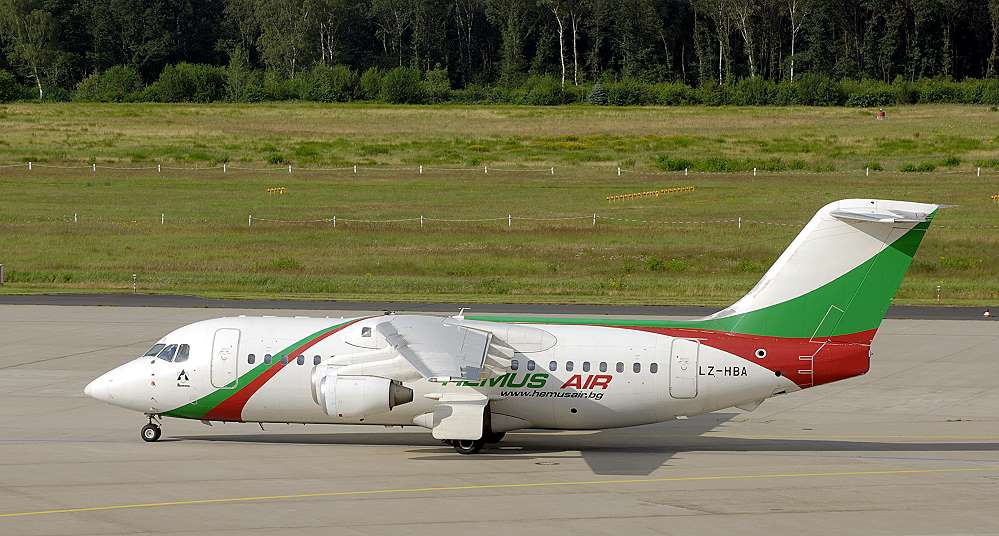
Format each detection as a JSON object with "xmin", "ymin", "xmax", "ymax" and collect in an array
[{"xmin": 0, "ymin": 103, "xmax": 997, "ymax": 306}]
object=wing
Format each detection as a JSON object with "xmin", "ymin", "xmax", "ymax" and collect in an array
[{"xmin": 375, "ymin": 315, "xmax": 492, "ymax": 382}]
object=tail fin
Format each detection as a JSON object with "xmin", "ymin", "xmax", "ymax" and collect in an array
[{"xmin": 697, "ymin": 199, "xmax": 937, "ymax": 342}]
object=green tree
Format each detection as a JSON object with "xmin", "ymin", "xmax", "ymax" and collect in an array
[{"xmin": 0, "ymin": 0, "xmax": 59, "ymax": 98}]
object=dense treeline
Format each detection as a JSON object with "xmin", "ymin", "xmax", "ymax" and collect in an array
[{"xmin": 2, "ymin": 0, "xmax": 999, "ymax": 105}]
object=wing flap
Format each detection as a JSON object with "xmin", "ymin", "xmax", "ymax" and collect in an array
[{"xmin": 376, "ymin": 315, "xmax": 491, "ymax": 381}]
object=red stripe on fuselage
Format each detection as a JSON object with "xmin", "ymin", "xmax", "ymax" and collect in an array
[
  {"xmin": 203, "ymin": 319, "xmax": 364, "ymax": 422},
  {"xmin": 611, "ymin": 326, "xmax": 877, "ymax": 388}
]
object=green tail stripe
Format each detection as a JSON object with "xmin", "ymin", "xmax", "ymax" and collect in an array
[
  {"xmin": 163, "ymin": 321, "xmax": 351, "ymax": 419},
  {"xmin": 469, "ymin": 217, "xmax": 931, "ymax": 339}
]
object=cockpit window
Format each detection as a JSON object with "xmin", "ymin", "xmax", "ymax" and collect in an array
[
  {"xmin": 144, "ymin": 344, "xmax": 166, "ymax": 357},
  {"xmin": 174, "ymin": 344, "xmax": 190, "ymax": 363},
  {"xmin": 156, "ymin": 344, "xmax": 178, "ymax": 361}
]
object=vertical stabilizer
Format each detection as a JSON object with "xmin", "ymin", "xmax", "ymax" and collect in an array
[{"xmin": 696, "ymin": 199, "xmax": 937, "ymax": 342}]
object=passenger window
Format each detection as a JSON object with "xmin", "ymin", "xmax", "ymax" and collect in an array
[
  {"xmin": 599, "ymin": 362, "xmax": 607, "ymax": 372},
  {"xmin": 144, "ymin": 344, "xmax": 166, "ymax": 357},
  {"xmin": 157, "ymin": 344, "xmax": 177, "ymax": 361},
  {"xmin": 650, "ymin": 363, "xmax": 659, "ymax": 374},
  {"xmin": 549, "ymin": 361, "xmax": 557, "ymax": 371},
  {"xmin": 511, "ymin": 359, "xmax": 519, "ymax": 371},
  {"xmin": 248, "ymin": 353, "xmax": 255, "ymax": 364},
  {"xmin": 264, "ymin": 354, "xmax": 272, "ymax": 364},
  {"xmin": 174, "ymin": 344, "xmax": 190, "ymax": 363},
  {"xmin": 313, "ymin": 355, "xmax": 321, "ymax": 365},
  {"xmin": 582, "ymin": 361, "xmax": 590, "ymax": 372},
  {"xmin": 633, "ymin": 363, "xmax": 641, "ymax": 373},
  {"xmin": 297, "ymin": 355, "xmax": 305, "ymax": 365},
  {"xmin": 616, "ymin": 362, "xmax": 624, "ymax": 373},
  {"xmin": 566, "ymin": 361, "xmax": 574, "ymax": 372},
  {"xmin": 527, "ymin": 360, "xmax": 536, "ymax": 371},
  {"xmin": 280, "ymin": 355, "xmax": 288, "ymax": 365}
]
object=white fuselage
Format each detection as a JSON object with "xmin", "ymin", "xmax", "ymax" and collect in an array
[{"xmin": 87, "ymin": 314, "xmax": 800, "ymax": 431}]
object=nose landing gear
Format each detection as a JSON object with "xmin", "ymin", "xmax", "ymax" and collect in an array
[{"xmin": 141, "ymin": 416, "xmax": 162, "ymax": 442}]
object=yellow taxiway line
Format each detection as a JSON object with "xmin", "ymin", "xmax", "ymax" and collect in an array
[{"xmin": 1, "ymin": 466, "xmax": 994, "ymax": 519}]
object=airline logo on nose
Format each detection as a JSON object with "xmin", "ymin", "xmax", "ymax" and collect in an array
[{"xmin": 177, "ymin": 370, "xmax": 190, "ymax": 387}]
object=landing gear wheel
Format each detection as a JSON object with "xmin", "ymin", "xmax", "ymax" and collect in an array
[
  {"xmin": 452, "ymin": 439, "xmax": 485, "ymax": 454},
  {"xmin": 483, "ymin": 431, "xmax": 506, "ymax": 443},
  {"xmin": 141, "ymin": 423, "xmax": 161, "ymax": 442}
]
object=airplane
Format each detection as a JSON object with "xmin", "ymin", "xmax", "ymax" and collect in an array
[{"xmin": 85, "ymin": 199, "xmax": 937, "ymax": 454}]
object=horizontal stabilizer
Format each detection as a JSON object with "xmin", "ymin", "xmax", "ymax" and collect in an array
[{"xmin": 830, "ymin": 208, "xmax": 932, "ymax": 224}]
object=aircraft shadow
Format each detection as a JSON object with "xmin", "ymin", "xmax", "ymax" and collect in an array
[{"xmin": 175, "ymin": 413, "xmax": 998, "ymax": 476}]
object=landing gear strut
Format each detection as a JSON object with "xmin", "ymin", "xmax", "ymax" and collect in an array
[
  {"xmin": 141, "ymin": 416, "xmax": 161, "ymax": 442},
  {"xmin": 483, "ymin": 431, "xmax": 506, "ymax": 443}
]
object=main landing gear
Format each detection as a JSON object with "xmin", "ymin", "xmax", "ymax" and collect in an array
[
  {"xmin": 449, "ymin": 432, "xmax": 505, "ymax": 454},
  {"xmin": 141, "ymin": 416, "xmax": 162, "ymax": 442}
]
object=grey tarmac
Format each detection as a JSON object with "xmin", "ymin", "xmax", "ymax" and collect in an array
[{"xmin": 0, "ymin": 304, "xmax": 997, "ymax": 536}]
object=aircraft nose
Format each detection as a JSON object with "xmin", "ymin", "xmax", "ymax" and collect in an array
[{"xmin": 84, "ymin": 373, "xmax": 112, "ymax": 402}]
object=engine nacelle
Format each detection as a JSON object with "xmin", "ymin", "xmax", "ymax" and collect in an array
[{"xmin": 317, "ymin": 373, "xmax": 413, "ymax": 418}]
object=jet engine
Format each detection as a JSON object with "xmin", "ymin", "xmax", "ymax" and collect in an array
[{"xmin": 315, "ymin": 371, "xmax": 413, "ymax": 418}]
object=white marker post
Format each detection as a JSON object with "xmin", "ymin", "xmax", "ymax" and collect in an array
[
  {"xmin": 92, "ymin": 163, "xmax": 96, "ymax": 173},
  {"xmin": 978, "ymin": 167, "xmax": 982, "ymax": 177},
  {"xmin": 753, "ymin": 167, "xmax": 757, "ymax": 177},
  {"xmin": 353, "ymin": 165, "xmax": 357, "ymax": 174},
  {"xmin": 161, "ymin": 213, "xmax": 164, "ymax": 225},
  {"xmin": 223, "ymin": 163, "xmax": 227, "ymax": 173},
  {"xmin": 157, "ymin": 164, "xmax": 161, "ymax": 173},
  {"xmin": 420, "ymin": 215, "xmax": 424, "ymax": 228},
  {"xmin": 617, "ymin": 167, "xmax": 621, "ymax": 176},
  {"xmin": 551, "ymin": 167, "xmax": 555, "ymax": 175},
  {"xmin": 507, "ymin": 214, "xmax": 511, "ymax": 228},
  {"xmin": 738, "ymin": 217, "xmax": 742, "ymax": 230},
  {"xmin": 419, "ymin": 165, "xmax": 423, "ymax": 174},
  {"xmin": 484, "ymin": 166, "xmax": 489, "ymax": 174},
  {"xmin": 684, "ymin": 168, "xmax": 688, "ymax": 176},
  {"xmin": 288, "ymin": 164, "xmax": 292, "ymax": 174},
  {"xmin": 592, "ymin": 213, "xmax": 596, "ymax": 226},
  {"xmin": 27, "ymin": 161, "xmax": 31, "ymax": 171},
  {"xmin": 333, "ymin": 215, "xmax": 336, "ymax": 228},
  {"xmin": 866, "ymin": 167, "xmax": 870, "ymax": 176},
  {"xmin": 74, "ymin": 213, "xmax": 78, "ymax": 224},
  {"xmin": 132, "ymin": 274, "xmax": 137, "ymax": 294},
  {"xmin": 248, "ymin": 214, "xmax": 252, "ymax": 227}
]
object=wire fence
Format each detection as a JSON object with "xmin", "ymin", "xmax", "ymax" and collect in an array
[
  {"xmin": 5, "ymin": 212, "xmax": 994, "ymax": 230},
  {"xmin": 2, "ymin": 161, "xmax": 997, "ymax": 177}
]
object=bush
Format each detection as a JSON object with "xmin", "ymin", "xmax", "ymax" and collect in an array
[
  {"xmin": 522, "ymin": 75, "xmax": 564, "ymax": 105},
  {"xmin": 74, "ymin": 65, "xmax": 144, "ymax": 102},
  {"xmin": 303, "ymin": 64, "xmax": 357, "ymax": 102},
  {"xmin": 655, "ymin": 156, "xmax": 694, "ymax": 171},
  {"xmin": 794, "ymin": 73, "xmax": 843, "ymax": 105},
  {"xmin": 607, "ymin": 78, "xmax": 651, "ymax": 105},
  {"xmin": 653, "ymin": 82, "xmax": 699, "ymax": 105},
  {"xmin": 357, "ymin": 67, "xmax": 382, "ymax": 100},
  {"xmin": 732, "ymin": 77, "xmax": 776, "ymax": 105},
  {"xmin": 423, "ymin": 67, "xmax": 451, "ymax": 103},
  {"xmin": 0, "ymin": 69, "xmax": 19, "ymax": 102},
  {"xmin": 842, "ymin": 79, "xmax": 896, "ymax": 107},
  {"xmin": 146, "ymin": 63, "xmax": 225, "ymax": 102},
  {"xmin": 698, "ymin": 83, "xmax": 732, "ymax": 106},
  {"xmin": 587, "ymin": 82, "xmax": 608, "ymax": 105},
  {"xmin": 917, "ymin": 78, "xmax": 961, "ymax": 104},
  {"xmin": 380, "ymin": 66, "xmax": 424, "ymax": 104},
  {"xmin": 450, "ymin": 84, "xmax": 492, "ymax": 103}
]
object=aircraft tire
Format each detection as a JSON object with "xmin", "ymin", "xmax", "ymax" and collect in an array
[
  {"xmin": 452, "ymin": 439, "xmax": 485, "ymax": 455},
  {"xmin": 141, "ymin": 423, "xmax": 161, "ymax": 442},
  {"xmin": 483, "ymin": 431, "xmax": 506, "ymax": 443}
]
